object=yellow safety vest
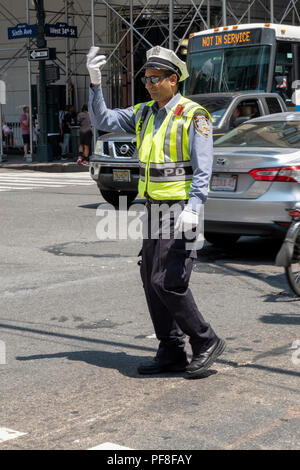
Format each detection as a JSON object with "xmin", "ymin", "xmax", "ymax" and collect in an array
[{"xmin": 134, "ymin": 96, "xmax": 211, "ymax": 200}]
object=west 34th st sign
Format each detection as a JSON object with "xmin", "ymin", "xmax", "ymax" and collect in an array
[{"xmin": 45, "ymin": 22, "xmax": 78, "ymax": 38}]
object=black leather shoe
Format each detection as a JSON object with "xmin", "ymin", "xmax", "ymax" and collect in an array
[
  {"xmin": 186, "ymin": 338, "xmax": 226, "ymax": 377},
  {"xmin": 137, "ymin": 357, "xmax": 188, "ymax": 375}
]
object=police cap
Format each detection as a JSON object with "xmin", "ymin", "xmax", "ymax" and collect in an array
[{"xmin": 143, "ymin": 46, "xmax": 189, "ymax": 82}]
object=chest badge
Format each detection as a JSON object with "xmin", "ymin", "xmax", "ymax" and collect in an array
[{"xmin": 174, "ymin": 105, "xmax": 184, "ymax": 117}]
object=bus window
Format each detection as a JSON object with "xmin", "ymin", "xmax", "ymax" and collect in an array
[
  {"xmin": 185, "ymin": 50, "xmax": 222, "ymax": 94},
  {"xmin": 185, "ymin": 45, "xmax": 271, "ymax": 95},
  {"xmin": 222, "ymin": 46, "xmax": 270, "ymax": 92},
  {"xmin": 273, "ymin": 41, "xmax": 293, "ymax": 101}
]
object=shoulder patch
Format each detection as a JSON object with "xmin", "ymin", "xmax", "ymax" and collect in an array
[{"xmin": 193, "ymin": 114, "xmax": 211, "ymax": 137}]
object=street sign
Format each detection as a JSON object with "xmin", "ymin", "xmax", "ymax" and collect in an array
[
  {"xmin": 29, "ymin": 48, "xmax": 49, "ymax": 60},
  {"xmin": 45, "ymin": 22, "xmax": 78, "ymax": 38},
  {"xmin": 28, "ymin": 48, "xmax": 56, "ymax": 61},
  {"xmin": 8, "ymin": 23, "xmax": 37, "ymax": 40},
  {"xmin": 45, "ymin": 65, "xmax": 60, "ymax": 83}
]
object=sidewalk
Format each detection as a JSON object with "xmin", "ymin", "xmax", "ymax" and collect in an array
[{"xmin": 0, "ymin": 153, "xmax": 88, "ymax": 173}]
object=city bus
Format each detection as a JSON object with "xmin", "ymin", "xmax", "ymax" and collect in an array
[{"xmin": 184, "ymin": 23, "xmax": 300, "ymax": 109}]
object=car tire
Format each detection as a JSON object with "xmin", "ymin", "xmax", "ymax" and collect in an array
[
  {"xmin": 99, "ymin": 189, "xmax": 138, "ymax": 208},
  {"xmin": 205, "ymin": 232, "xmax": 240, "ymax": 246}
]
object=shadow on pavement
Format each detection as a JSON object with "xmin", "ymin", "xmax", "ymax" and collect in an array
[
  {"xmin": 15, "ymin": 350, "xmax": 216, "ymax": 380},
  {"xmin": 194, "ymin": 237, "xmax": 298, "ymax": 302}
]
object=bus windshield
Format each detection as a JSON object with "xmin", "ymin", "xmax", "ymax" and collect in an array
[{"xmin": 184, "ymin": 45, "xmax": 270, "ymax": 95}]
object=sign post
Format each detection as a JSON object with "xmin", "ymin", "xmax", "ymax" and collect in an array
[
  {"xmin": 0, "ymin": 81, "xmax": 6, "ymax": 163},
  {"xmin": 35, "ymin": 0, "xmax": 49, "ymax": 162}
]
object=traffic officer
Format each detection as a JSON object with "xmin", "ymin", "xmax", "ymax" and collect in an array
[{"xmin": 87, "ymin": 45, "xmax": 225, "ymax": 378}]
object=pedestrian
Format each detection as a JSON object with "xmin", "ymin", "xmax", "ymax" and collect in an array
[
  {"xmin": 77, "ymin": 104, "xmax": 92, "ymax": 165},
  {"xmin": 19, "ymin": 106, "xmax": 30, "ymax": 159},
  {"xmin": 69, "ymin": 105, "xmax": 77, "ymax": 126},
  {"xmin": 58, "ymin": 105, "xmax": 66, "ymax": 155},
  {"xmin": 2, "ymin": 117, "xmax": 14, "ymax": 147},
  {"xmin": 87, "ymin": 45, "xmax": 225, "ymax": 378},
  {"xmin": 33, "ymin": 117, "xmax": 40, "ymax": 146},
  {"xmin": 61, "ymin": 105, "xmax": 72, "ymax": 160}
]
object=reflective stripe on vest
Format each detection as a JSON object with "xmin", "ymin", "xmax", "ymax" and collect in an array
[
  {"xmin": 134, "ymin": 96, "xmax": 211, "ymax": 200},
  {"xmin": 139, "ymin": 161, "xmax": 193, "ymax": 182}
]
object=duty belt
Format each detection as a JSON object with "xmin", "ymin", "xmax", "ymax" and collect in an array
[{"xmin": 145, "ymin": 193, "xmax": 187, "ymax": 206}]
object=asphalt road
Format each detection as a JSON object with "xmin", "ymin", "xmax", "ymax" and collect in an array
[{"xmin": 0, "ymin": 169, "xmax": 300, "ymax": 451}]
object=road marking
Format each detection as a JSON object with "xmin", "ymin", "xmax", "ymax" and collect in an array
[
  {"xmin": 0, "ymin": 172, "xmax": 94, "ymax": 191},
  {"xmin": 0, "ymin": 427, "xmax": 26, "ymax": 443},
  {"xmin": 89, "ymin": 442, "xmax": 133, "ymax": 450}
]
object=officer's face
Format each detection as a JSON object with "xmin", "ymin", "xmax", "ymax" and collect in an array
[{"xmin": 144, "ymin": 69, "xmax": 178, "ymax": 107}]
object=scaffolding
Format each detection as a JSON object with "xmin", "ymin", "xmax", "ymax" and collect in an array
[
  {"xmin": 0, "ymin": 0, "xmax": 299, "ymax": 147},
  {"xmin": 91, "ymin": 0, "xmax": 300, "ymax": 106},
  {"xmin": 0, "ymin": 1, "xmax": 299, "ymax": 105}
]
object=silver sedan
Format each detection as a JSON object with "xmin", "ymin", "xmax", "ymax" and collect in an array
[{"xmin": 205, "ymin": 112, "xmax": 300, "ymax": 245}]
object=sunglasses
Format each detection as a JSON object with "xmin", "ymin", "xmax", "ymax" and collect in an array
[{"xmin": 141, "ymin": 75, "xmax": 170, "ymax": 85}]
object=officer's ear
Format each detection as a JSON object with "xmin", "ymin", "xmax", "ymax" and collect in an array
[{"xmin": 168, "ymin": 73, "xmax": 178, "ymax": 86}]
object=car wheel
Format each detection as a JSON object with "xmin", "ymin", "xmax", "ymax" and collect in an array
[
  {"xmin": 205, "ymin": 232, "xmax": 240, "ymax": 246},
  {"xmin": 285, "ymin": 263, "xmax": 300, "ymax": 297},
  {"xmin": 99, "ymin": 189, "xmax": 138, "ymax": 208}
]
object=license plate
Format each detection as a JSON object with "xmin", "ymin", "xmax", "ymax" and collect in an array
[
  {"xmin": 113, "ymin": 169, "xmax": 130, "ymax": 182},
  {"xmin": 210, "ymin": 174, "xmax": 237, "ymax": 192}
]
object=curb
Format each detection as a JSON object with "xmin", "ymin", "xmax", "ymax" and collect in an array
[{"xmin": 0, "ymin": 162, "xmax": 89, "ymax": 173}]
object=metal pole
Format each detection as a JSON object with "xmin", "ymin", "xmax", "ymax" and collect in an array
[
  {"xmin": 91, "ymin": 0, "xmax": 95, "ymax": 46},
  {"xmin": 26, "ymin": 0, "xmax": 32, "ymax": 162},
  {"xmin": 91, "ymin": 0, "xmax": 96, "ymax": 153},
  {"xmin": 169, "ymin": 0, "xmax": 174, "ymax": 50},
  {"xmin": 65, "ymin": 0, "xmax": 69, "ymax": 105},
  {"xmin": 270, "ymin": 0, "xmax": 274, "ymax": 23},
  {"xmin": 222, "ymin": 0, "xmax": 227, "ymax": 26},
  {"xmin": 207, "ymin": 0, "xmax": 210, "ymax": 28},
  {"xmin": 36, "ymin": 0, "xmax": 48, "ymax": 162},
  {"xmin": 130, "ymin": 0, "xmax": 134, "ymax": 105}
]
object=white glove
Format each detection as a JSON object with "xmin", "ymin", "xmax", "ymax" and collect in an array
[
  {"xmin": 86, "ymin": 46, "xmax": 107, "ymax": 85},
  {"xmin": 175, "ymin": 207, "xmax": 199, "ymax": 232}
]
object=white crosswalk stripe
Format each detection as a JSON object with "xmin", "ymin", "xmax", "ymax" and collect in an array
[
  {"xmin": 0, "ymin": 172, "xmax": 95, "ymax": 192},
  {"xmin": 89, "ymin": 442, "xmax": 133, "ymax": 450},
  {"xmin": 0, "ymin": 427, "xmax": 26, "ymax": 443}
]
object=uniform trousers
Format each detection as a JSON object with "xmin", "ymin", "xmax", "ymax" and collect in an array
[{"xmin": 140, "ymin": 200, "xmax": 217, "ymax": 361}]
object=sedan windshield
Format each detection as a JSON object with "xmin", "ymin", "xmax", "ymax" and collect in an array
[{"xmin": 214, "ymin": 121, "xmax": 300, "ymax": 148}]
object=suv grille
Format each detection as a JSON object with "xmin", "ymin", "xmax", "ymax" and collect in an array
[{"xmin": 114, "ymin": 141, "xmax": 137, "ymax": 158}]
